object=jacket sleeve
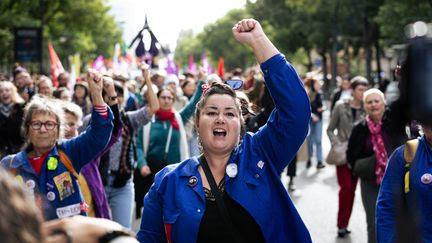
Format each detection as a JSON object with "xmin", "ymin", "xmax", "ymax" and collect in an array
[
  {"xmin": 136, "ymin": 127, "xmax": 147, "ymax": 169},
  {"xmin": 180, "ymin": 80, "xmax": 204, "ymax": 124},
  {"xmin": 137, "ymin": 168, "xmax": 171, "ymax": 242},
  {"xmin": 327, "ymin": 103, "xmax": 341, "ymax": 145},
  {"xmin": 251, "ymin": 54, "xmax": 310, "ymax": 174},
  {"xmin": 376, "ymin": 147, "xmax": 405, "ymax": 243},
  {"xmin": 346, "ymin": 122, "xmax": 362, "ymax": 168},
  {"xmin": 61, "ymin": 107, "xmax": 114, "ymax": 172}
]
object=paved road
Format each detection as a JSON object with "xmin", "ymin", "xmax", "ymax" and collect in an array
[{"xmin": 282, "ymin": 108, "xmax": 368, "ymax": 243}]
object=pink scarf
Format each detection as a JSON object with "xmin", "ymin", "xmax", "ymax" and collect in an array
[{"xmin": 366, "ymin": 115, "xmax": 388, "ymax": 185}]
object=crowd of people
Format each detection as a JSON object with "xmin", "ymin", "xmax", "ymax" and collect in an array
[{"xmin": 0, "ymin": 18, "xmax": 430, "ymax": 243}]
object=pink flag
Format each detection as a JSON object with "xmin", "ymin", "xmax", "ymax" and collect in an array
[
  {"xmin": 48, "ymin": 41, "xmax": 65, "ymax": 87},
  {"xmin": 92, "ymin": 55, "xmax": 106, "ymax": 71},
  {"xmin": 188, "ymin": 53, "xmax": 196, "ymax": 74}
]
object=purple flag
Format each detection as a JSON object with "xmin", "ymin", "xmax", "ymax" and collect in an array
[
  {"xmin": 165, "ymin": 54, "xmax": 177, "ymax": 75},
  {"xmin": 202, "ymin": 52, "xmax": 214, "ymax": 74},
  {"xmin": 92, "ymin": 55, "xmax": 106, "ymax": 71}
]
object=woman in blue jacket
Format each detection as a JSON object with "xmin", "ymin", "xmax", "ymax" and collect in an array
[
  {"xmin": 0, "ymin": 69, "xmax": 113, "ymax": 220},
  {"xmin": 137, "ymin": 19, "xmax": 312, "ymax": 243},
  {"xmin": 376, "ymin": 123, "xmax": 432, "ymax": 243}
]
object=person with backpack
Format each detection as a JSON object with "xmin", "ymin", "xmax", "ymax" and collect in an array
[
  {"xmin": 376, "ymin": 122, "xmax": 432, "ymax": 243},
  {"xmin": 0, "ymin": 69, "xmax": 113, "ymax": 220}
]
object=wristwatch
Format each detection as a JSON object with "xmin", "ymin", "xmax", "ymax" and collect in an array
[{"xmin": 108, "ymin": 96, "xmax": 117, "ymax": 101}]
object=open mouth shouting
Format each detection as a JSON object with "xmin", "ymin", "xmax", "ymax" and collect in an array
[{"xmin": 213, "ymin": 128, "xmax": 227, "ymax": 137}]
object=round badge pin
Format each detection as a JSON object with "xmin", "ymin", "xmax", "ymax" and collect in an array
[
  {"xmin": 421, "ymin": 173, "xmax": 432, "ymax": 184},
  {"xmin": 47, "ymin": 191, "xmax": 56, "ymax": 201},
  {"xmin": 47, "ymin": 157, "xmax": 58, "ymax": 170},
  {"xmin": 226, "ymin": 163, "xmax": 238, "ymax": 178},
  {"xmin": 188, "ymin": 176, "xmax": 198, "ymax": 187},
  {"xmin": 26, "ymin": 180, "xmax": 36, "ymax": 189}
]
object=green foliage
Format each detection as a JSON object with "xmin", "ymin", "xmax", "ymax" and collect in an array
[
  {"xmin": 175, "ymin": 8, "xmax": 254, "ymax": 71},
  {"xmin": 0, "ymin": 0, "xmax": 122, "ymax": 72},
  {"xmin": 377, "ymin": 0, "xmax": 432, "ymax": 46}
]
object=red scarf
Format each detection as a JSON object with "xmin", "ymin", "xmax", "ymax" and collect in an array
[
  {"xmin": 156, "ymin": 109, "xmax": 179, "ymax": 130},
  {"xmin": 366, "ymin": 115, "xmax": 388, "ymax": 185}
]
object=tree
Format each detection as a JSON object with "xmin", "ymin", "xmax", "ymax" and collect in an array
[{"xmin": 0, "ymin": 0, "xmax": 122, "ymax": 74}]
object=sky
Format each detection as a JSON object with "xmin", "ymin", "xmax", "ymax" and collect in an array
[{"xmin": 108, "ymin": 0, "xmax": 247, "ymax": 51}]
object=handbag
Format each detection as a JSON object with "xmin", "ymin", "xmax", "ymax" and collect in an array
[
  {"xmin": 326, "ymin": 141, "xmax": 348, "ymax": 166},
  {"xmin": 352, "ymin": 155, "xmax": 376, "ymax": 180}
]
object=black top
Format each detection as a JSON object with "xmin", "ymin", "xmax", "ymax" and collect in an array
[{"xmin": 197, "ymin": 180, "xmax": 265, "ymax": 243}]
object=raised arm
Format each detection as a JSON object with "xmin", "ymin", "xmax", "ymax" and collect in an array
[
  {"xmin": 232, "ymin": 19, "xmax": 278, "ymax": 64},
  {"xmin": 140, "ymin": 63, "xmax": 159, "ymax": 116},
  {"xmin": 233, "ymin": 19, "xmax": 310, "ymax": 173},
  {"xmin": 61, "ymin": 69, "xmax": 113, "ymax": 171}
]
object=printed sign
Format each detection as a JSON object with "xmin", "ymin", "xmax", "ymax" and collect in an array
[{"xmin": 53, "ymin": 171, "xmax": 74, "ymax": 200}]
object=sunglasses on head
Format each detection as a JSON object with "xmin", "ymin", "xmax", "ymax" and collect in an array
[{"xmin": 225, "ymin": 79, "xmax": 243, "ymax": 90}]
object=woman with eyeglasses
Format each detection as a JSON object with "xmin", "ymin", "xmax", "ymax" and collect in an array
[
  {"xmin": 137, "ymin": 19, "xmax": 311, "ymax": 243},
  {"xmin": 134, "ymin": 75, "xmax": 204, "ymax": 218},
  {"xmin": 0, "ymin": 69, "xmax": 113, "ymax": 220}
]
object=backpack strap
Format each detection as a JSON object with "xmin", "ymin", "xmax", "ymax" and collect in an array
[
  {"xmin": 403, "ymin": 139, "xmax": 419, "ymax": 193},
  {"xmin": 58, "ymin": 150, "xmax": 79, "ymax": 178}
]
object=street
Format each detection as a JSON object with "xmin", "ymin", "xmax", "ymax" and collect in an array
[{"xmin": 282, "ymin": 108, "xmax": 368, "ymax": 243}]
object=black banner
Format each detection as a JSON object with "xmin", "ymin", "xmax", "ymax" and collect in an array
[{"xmin": 14, "ymin": 27, "xmax": 42, "ymax": 62}]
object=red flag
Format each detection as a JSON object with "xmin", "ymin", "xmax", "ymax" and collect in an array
[
  {"xmin": 48, "ymin": 41, "xmax": 65, "ymax": 87},
  {"xmin": 217, "ymin": 57, "xmax": 225, "ymax": 79}
]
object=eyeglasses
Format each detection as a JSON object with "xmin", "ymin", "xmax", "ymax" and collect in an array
[
  {"xmin": 29, "ymin": 120, "xmax": 58, "ymax": 130},
  {"xmin": 159, "ymin": 96, "xmax": 174, "ymax": 100}
]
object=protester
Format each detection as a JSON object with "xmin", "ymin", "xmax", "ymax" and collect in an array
[
  {"xmin": 137, "ymin": 19, "xmax": 311, "ymax": 242},
  {"xmin": 326, "ymin": 76, "xmax": 368, "ymax": 237},
  {"xmin": 72, "ymin": 81, "xmax": 92, "ymax": 116},
  {"xmin": 35, "ymin": 76, "xmax": 54, "ymax": 97},
  {"xmin": 165, "ymin": 74, "xmax": 188, "ymax": 111},
  {"xmin": 346, "ymin": 88, "xmax": 393, "ymax": 243},
  {"xmin": 134, "ymin": 73, "xmax": 204, "ymax": 218},
  {"xmin": 304, "ymin": 77, "xmax": 325, "ymax": 169},
  {"xmin": 0, "ymin": 81, "xmax": 25, "ymax": 159},
  {"xmin": 53, "ymin": 87, "xmax": 72, "ymax": 101},
  {"xmin": 330, "ymin": 77, "xmax": 352, "ymax": 112},
  {"xmin": 57, "ymin": 72, "xmax": 70, "ymax": 89},
  {"xmin": 93, "ymin": 64, "xmax": 158, "ymax": 228},
  {"xmin": 376, "ymin": 122, "xmax": 432, "ymax": 243},
  {"xmin": 0, "ymin": 69, "xmax": 113, "ymax": 220}
]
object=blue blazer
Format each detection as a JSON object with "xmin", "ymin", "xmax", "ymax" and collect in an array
[{"xmin": 138, "ymin": 54, "xmax": 312, "ymax": 243}]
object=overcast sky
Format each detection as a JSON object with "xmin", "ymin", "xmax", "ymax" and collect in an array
[{"xmin": 108, "ymin": 0, "xmax": 247, "ymax": 50}]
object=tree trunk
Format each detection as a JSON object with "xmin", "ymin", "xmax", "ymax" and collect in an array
[
  {"xmin": 375, "ymin": 28, "xmax": 382, "ymax": 86},
  {"xmin": 343, "ymin": 42, "xmax": 351, "ymax": 77},
  {"xmin": 363, "ymin": 16, "xmax": 373, "ymax": 85},
  {"xmin": 306, "ymin": 47, "xmax": 313, "ymax": 71}
]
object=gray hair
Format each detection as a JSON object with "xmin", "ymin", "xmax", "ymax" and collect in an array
[
  {"xmin": 62, "ymin": 101, "xmax": 83, "ymax": 127},
  {"xmin": 22, "ymin": 96, "xmax": 65, "ymax": 146},
  {"xmin": 363, "ymin": 88, "xmax": 386, "ymax": 104}
]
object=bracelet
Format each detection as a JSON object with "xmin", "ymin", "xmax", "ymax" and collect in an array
[{"xmin": 99, "ymin": 229, "xmax": 134, "ymax": 243}]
